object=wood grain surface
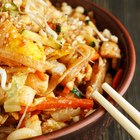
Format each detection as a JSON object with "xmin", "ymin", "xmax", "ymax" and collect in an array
[
  {"xmin": 90, "ymin": 0, "xmax": 140, "ymax": 140},
  {"xmin": 72, "ymin": 0, "xmax": 140, "ymax": 140}
]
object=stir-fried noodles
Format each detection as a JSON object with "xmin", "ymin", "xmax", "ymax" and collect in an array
[{"xmin": 0, "ymin": 0, "xmax": 121, "ymax": 139}]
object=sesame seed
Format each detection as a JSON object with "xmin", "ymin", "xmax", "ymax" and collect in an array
[
  {"xmin": 13, "ymin": 35, "xmax": 17, "ymax": 38},
  {"xmin": 5, "ymin": 33, "xmax": 9, "ymax": 38}
]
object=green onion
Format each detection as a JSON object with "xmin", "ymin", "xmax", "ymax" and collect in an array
[
  {"xmin": 71, "ymin": 87, "xmax": 84, "ymax": 98},
  {"xmin": 89, "ymin": 41, "xmax": 96, "ymax": 47},
  {"xmin": 55, "ymin": 23, "xmax": 61, "ymax": 34},
  {"xmin": 85, "ymin": 16, "xmax": 90, "ymax": 24},
  {"xmin": 85, "ymin": 19, "xmax": 90, "ymax": 24}
]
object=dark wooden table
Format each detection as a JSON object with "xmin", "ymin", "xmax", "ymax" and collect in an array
[{"xmin": 73, "ymin": 0, "xmax": 140, "ymax": 140}]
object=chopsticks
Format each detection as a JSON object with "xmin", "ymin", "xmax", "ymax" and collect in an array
[
  {"xmin": 102, "ymin": 83, "xmax": 140, "ymax": 125},
  {"xmin": 91, "ymin": 83, "xmax": 140, "ymax": 140}
]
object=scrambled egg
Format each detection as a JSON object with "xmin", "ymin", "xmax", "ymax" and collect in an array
[{"xmin": 1, "ymin": 20, "xmax": 45, "ymax": 62}]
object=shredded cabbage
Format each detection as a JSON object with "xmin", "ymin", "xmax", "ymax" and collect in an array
[
  {"xmin": 4, "ymin": 73, "xmax": 27, "ymax": 112},
  {"xmin": 6, "ymin": 73, "xmax": 27, "ymax": 97}
]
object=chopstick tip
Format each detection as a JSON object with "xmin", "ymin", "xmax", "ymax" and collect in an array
[{"xmin": 102, "ymin": 82, "xmax": 108, "ymax": 88}]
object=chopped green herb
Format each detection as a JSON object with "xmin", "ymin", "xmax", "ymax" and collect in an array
[
  {"xmin": 55, "ymin": 23, "xmax": 61, "ymax": 34},
  {"xmin": 71, "ymin": 87, "xmax": 84, "ymax": 98},
  {"xmin": 89, "ymin": 41, "xmax": 96, "ymax": 47},
  {"xmin": 85, "ymin": 19, "xmax": 90, "ymax": 24}
]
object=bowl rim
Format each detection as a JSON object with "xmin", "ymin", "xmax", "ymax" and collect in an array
[{"xmin": 33, "ymin": 0, "xmax": 136, "ymax": 139}]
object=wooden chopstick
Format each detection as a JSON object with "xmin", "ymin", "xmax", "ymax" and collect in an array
[
  {"xmin": 102, "ymin": 83, "xmax": 140, "ymax": 125},
  {"xmin": 91, "ymin": 83, "xmax": 140, "ymax": 140}
]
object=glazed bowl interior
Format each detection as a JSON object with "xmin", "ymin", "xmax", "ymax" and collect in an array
[{"xmin": 32, "ymin": 0, "xmax": 136, "ymax": 139}]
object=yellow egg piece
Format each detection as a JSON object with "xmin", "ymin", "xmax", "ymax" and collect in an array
[{"xmin": 3, "ymin": 23, "xmax": 45, "ymax": 62}]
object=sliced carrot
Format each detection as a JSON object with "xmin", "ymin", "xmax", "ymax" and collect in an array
[
  {"xmin": 91, "ymin": 51, "xmax": 99, "ymax": 61},
  {"xmin": 20, "ymin": 97, "xmax": 94, "ymax": 114},
  {"xmin": 112, "ymin": 69, "xmax": 123, "ymax": 89},
  {"xmin": 60, "ymin": 86, "xmax": 70, "ymax": 97},
  {"xmin": 90, "ymin": 48, "xmax": 99, "ymax": 61},
  {"xmin": 35, "ymin": 71, "xmax": 47, "ymax": 81}
]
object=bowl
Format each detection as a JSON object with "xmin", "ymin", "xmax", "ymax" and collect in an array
[{"xmin": 31, "ymin": 0, "xmax": 136, "ymax": 139}]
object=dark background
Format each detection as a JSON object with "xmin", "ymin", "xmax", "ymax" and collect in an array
[{"xmin": 74, "ymin": 0, "xmax": 140, "ymax": 140}]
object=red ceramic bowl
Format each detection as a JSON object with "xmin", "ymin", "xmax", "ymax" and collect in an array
[{"xmin": 31, "ymin": 0, "xmax": 136, "ymax": 139}]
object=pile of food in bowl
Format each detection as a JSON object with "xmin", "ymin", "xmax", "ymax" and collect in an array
[{"xmin": 0, "ymin": 0, "xmax": 122, "ymax": 139}]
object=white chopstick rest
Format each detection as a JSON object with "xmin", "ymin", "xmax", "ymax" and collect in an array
[
  {"xmin": 102, "ymin": 82, "xmax": 140, "ymax": 125},
  {"xmin": 92, "ymin": 91, "xmax": 140, "ymax": 140}
]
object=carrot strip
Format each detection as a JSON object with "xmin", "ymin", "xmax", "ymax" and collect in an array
[
  {"xmin": 90, "ymin": 50, "xmax": 99, "ymax": 61},
  {"xmin": 92, "ymin": 51, "xmax": 99, "ymax": 61},
  {"xmin": 60, "ymin": 86, "xmax": 70, "ymax": 97},
  {"xmin": 112, "ymin": 69, "xmax": 123, "ymax": 89},
  {"xmin": 20, "ymin": 97, "xmax": 93, "ymax": 114},
  {"xmin": 35, "ymin": 71, "xmax": 47, "ymax": 81}
]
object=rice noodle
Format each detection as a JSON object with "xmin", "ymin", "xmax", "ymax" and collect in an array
[
  {"xmin": 0, "ymin": 48, "xmax": 51, "ymax": 72},
  {"xmin": 46, "ymin": 44, "xmax": 91, "ymax": 94}
]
